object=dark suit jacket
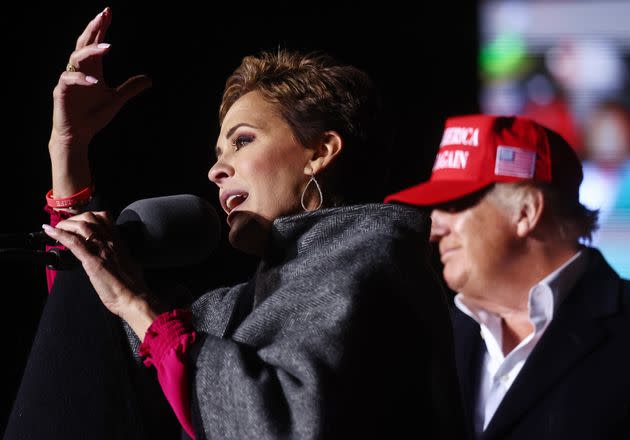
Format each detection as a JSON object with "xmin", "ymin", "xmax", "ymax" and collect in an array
[{"xmin": 453, "ymin": 248, "xmax": 630, "ymax": 440}]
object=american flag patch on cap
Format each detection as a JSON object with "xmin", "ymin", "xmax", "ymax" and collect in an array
[{"xmin": 495, "ymin": 146, "xmax": 536, "ymax": 178}]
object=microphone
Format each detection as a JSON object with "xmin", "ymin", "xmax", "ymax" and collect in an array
[
  {"xmin": 115, "ymin": 194, "xmax": 221, "ymax": 268},
  {"xmin": 0, "ymin": 194, "xmax": 221, "ymax": 269}
]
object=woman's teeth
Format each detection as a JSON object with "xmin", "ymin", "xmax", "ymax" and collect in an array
[{"xmin": 226, "ymin": 194, "xmax": 248, "ymax": 210}]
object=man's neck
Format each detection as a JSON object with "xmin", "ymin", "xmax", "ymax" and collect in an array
[
  {"xmin": 463, "ymin": 243, "xmax": 581, "ymax": 354},
  {"xmin": 501, "ymin": 314, "xmax": 534, "ymax": 354}
]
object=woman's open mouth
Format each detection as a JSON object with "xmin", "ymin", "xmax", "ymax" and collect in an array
[{"xmin": 226, "ymin": 193, "xmax": 248, "ymax": 213}]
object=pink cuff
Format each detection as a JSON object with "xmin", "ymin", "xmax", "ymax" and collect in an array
[
  {"xmin": 139, "ymin": 309, "xmax": 197, "ymax": 439},
  {"xmin": 139, "ymin": 309, "xmax": 197, "ymax": 366},
  {"xmin": 44, "ymin": 205, "xmax": 75, "ymax": 293},
  {"xmin": 45, "ymin": 204, "xmax": 76, "ymax": 226}
]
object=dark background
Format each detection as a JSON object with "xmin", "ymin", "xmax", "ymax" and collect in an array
[{"xmin": 1, "ymin": 3, "xmax": 478, "ymax": 433}]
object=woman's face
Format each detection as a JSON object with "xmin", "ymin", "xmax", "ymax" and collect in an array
[{"xmin": 209, "ymin": 90, "xmax": 313, "ymax": 253}]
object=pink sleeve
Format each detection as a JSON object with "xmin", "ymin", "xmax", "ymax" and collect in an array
[
  {"xmin": 139, "ymin": 309, "xmax": 198, "ymax": 439},
  {"xmin": 44, "ymin": 205, "xmax": 74, "ymax": 294}
]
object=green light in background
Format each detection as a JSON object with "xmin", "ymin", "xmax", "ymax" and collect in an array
[{"xmin": 480, "ymin": 33, "xmax": 527, "ymax": 78}]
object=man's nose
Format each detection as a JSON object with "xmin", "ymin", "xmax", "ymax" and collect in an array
[{"xmin": 429, "ymin": 209, "xmax": 450, "ymax": 242}]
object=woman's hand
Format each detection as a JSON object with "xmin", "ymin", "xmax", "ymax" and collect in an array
[
  {"xmin": 42, "ymin": 211, "xmax": 159, "ymax": 340},
  {"xmin": 50, "ymin": 7, "xmax": 152, "ymax": 198}
]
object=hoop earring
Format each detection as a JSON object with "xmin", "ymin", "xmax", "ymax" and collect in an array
[{"xmin": 301, "ymin": 175, "xmax": 323, "ymax": 212}]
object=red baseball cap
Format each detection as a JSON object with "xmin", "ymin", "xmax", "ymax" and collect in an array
[{"xmin": 385, "ymin": 114, "xmax": 583, "ymax": 206}]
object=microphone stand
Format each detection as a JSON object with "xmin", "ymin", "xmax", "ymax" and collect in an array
[
  {"xmin": 0, "ymin": 232, "xmax": 56, "ymax": 248},
  {"xmin": 0, "ymin": 248, "xmax": 79, "ymax": 270}
]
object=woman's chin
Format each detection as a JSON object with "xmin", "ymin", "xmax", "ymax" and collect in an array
[{"xmin": 227, "ymin": 211, "xmax": 271, "ymax": 256}]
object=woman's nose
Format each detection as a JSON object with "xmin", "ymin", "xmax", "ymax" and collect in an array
[{"xmin": 208, "ymin": 160, "xmax": 233, "ymax": 185}]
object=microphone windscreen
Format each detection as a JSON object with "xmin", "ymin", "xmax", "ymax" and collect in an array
[{"xmin": 115, "ymin": 194, "xmax": 221, "ymax": 268}]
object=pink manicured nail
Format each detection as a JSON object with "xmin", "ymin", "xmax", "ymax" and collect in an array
[
  {"xmin": 97, "ymin": 43, "xmax": 110, "ymax": 49},
  {"xmin": 85, "ymin": 76, "xmax": 99, "ymax": 84},
  {"xmin": 42, "ymin": 224, "xmax": 55, "ymax": 233}
]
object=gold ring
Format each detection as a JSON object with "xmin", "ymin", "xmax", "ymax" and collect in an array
[{"xmin": 66, "ymin": 62, "xmax": 78, "ymax": 72}]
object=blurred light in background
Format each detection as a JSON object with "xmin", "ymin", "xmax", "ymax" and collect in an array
[{"xmin": 480, "ymin": 0, "xmax": 630, "ymax": 277}]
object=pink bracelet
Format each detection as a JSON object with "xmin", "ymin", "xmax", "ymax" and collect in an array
[{"xmin": 45, "ymin": 185, "xmax": 92, "ymax": 209}]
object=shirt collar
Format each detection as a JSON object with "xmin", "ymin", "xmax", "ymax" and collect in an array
[
  {"xmin": 538, "ymin": 248, "xmax": 589, "ymax": 312},
  {"xmin": 455, "ymin": 249, "xmax": 589, "ymax": 330}
]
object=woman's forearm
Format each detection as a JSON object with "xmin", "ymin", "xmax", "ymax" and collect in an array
[{"xmin": 49, "ymin": 134, "xmax": 91, "ymax": 198}]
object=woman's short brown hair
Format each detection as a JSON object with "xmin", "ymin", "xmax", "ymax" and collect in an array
[{"xmin": 219, "ymin": 49, "xmax": 388, "ymax": 205}]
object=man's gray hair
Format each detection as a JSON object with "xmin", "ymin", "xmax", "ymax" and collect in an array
[{"xmin": 490, "ymin": 182, "xmax": 599, "ymax": 244}]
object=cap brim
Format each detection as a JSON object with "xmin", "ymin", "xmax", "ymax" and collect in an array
[{"xmin": 385, "ymin": 180, "xmax": 494, "ymax": 207}]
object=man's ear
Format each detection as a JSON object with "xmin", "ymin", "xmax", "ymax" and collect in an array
[
  {"xmin": 515, "ymin": 186, "xmax": 545, "ymax": 238},
  {"xmin": 304, "ymin": 131, "xmax": 343, "ymax": 176}
]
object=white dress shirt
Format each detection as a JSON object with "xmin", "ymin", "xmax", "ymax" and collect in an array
[{"xmin": 454, "ymin": 250, "xmax": 589, "ymax": 435}]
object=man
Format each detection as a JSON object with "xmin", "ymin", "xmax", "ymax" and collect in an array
[{"xmin": 386, "ymin": 114, "xmax": 630, "ymax": 439}]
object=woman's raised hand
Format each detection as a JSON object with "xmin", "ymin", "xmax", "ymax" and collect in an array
[
  {"xmin": 51, "ymin": 7, "xmax": 152, "ymax": 150},
  {"xmin": 49, "ymin": 7, "xmax": 152, "ymax": 199}
]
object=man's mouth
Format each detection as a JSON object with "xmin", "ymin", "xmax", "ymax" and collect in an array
[{"xmin": 440, "ymin": 246, "xmax": 460, "ymax": 262}]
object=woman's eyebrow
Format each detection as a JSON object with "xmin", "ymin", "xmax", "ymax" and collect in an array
[{"xmin": 225, "ymin": 123, "xmax": 259, "ymax": 140}]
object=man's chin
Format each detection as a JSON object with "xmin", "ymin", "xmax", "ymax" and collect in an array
[{"xmin": 443, "ymin": 268, "xmax": 466, "ymax": 293}]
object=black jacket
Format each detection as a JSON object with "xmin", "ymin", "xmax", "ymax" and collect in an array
[{"xmin": 453, "ymin": 248, "xmax": 630, "ymax": 440}]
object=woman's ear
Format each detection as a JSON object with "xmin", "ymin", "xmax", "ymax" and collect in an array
[
  {"xmin": 304, "ymin": 131, "xmax": 343, "ymax": 176},
  {"xmin": 515, "ymin": 186, "xmax": 545, "ymax": 238}
]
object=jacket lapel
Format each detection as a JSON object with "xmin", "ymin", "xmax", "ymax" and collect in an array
[{"xmin": 482, "ymin": 250, "xmax": 621, "ymax": 439}]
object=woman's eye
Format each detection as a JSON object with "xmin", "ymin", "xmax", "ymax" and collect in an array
[{"xmin": 233, "ymin": 135, "xmax": 254, "ymax": 150}]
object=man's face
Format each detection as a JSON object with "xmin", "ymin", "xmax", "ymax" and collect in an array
[{"xmin": 429, "ymin": 187, "xmax": 520, "ymax": 299}]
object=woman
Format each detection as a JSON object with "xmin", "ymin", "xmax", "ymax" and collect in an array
[{"xmin": 40, "ymin": 7, "xmax": 465, "ymax": 440}]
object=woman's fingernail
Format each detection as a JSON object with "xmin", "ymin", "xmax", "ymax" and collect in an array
[
  {"xmin": 85, "ymin": 76, "xmax": 99, "ymax": 84},
  {"xmin": 97, "ymin": 43, "xmax": 110, "ymax": 49},
  {"xmin": 42, "ymin": 224, "xmax": 54, "ymax": 233}
]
